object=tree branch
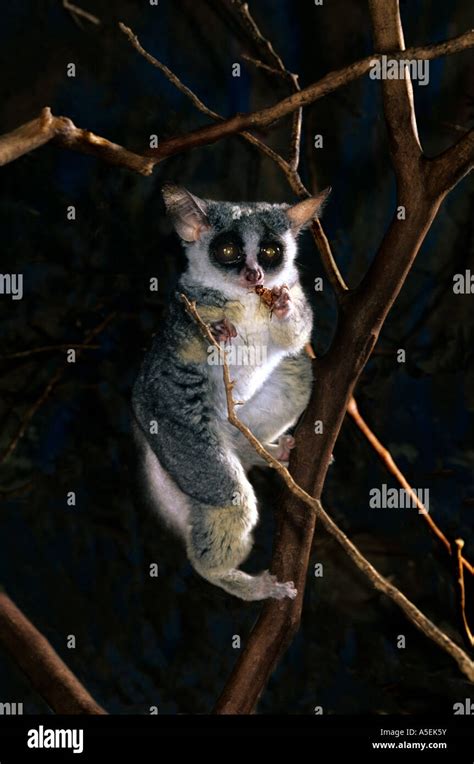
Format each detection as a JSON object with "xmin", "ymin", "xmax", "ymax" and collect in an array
[
  {"xmin": 347, "ymin": 397, "xmax": 474, "ymax": 576},
  {"xmin": 62, "ymin": 0, "xmax": 100, "ymax": 26},
  {"xmin": 0, "ymin": 107, "xmax": 154, "ymax": 175},
  {"xmin": 455, "ymin": 540, "xmax": 474, "ymax": 646},
  {"xmin": 368, "ymin": 0, "xmax": 423, "ymax": 183},
  {"xmin": 0, "ymin": 591, "xmax": 106, "ymax": 714},
  {"xmin": 228, "ymin": 0, "xmax": 302, "ymax": 169},
  {"xmin": 428, "ymin": 128, "xmax": 474, "ymax": 195}
]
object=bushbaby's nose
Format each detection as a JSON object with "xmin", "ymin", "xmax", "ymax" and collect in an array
[{"xmin": 243, "ymin": 266, "xmax": 264, "ymax": 285}]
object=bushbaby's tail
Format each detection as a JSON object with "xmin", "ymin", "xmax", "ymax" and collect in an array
[{"xmin": 133, "ymin": 418, "xmax": 191, "ymax": 539}]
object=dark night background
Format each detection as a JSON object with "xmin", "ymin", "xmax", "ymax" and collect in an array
[{"xmin": 0, "ymin": 0, "xmax": 473, "ymax": 714}]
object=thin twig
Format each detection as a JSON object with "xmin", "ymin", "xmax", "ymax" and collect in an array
[
  {"xmin": 347, "ymin": 397, "xmax": 474, "ymax": 576},
  {"xmin": 242, "ymin": 54, "xmax": 293, "ymax": 79},
  {"xmin": 0, "ymin": 480, "xmax": 34, "ymax": 498},
  {"xmin": 306, "ymin": 344, "xmax": 474, "ymax": 576},
  {"xmin": 181, "ymin": 293, "xmax": 474, "ymax": 685},
  {"xmin": 233, "ymin": 1, "xmax": 302, "ymax": 169},
  {"xmin": 119, "ymin": 23, "xmax": 222, "ymax": 122},
  {"xmin": 455, "ymin": 539, "xmax": 474, "ymax": 646},
  {"xmin": 62, "ymin": 0, "xmax": 100, "ymax": 26},
  {"xmin": 231, "ymin": 0, "xmax": 292, "ymax": 74},
  {"xmin": 228, "ymin": 3, "xmax": 345, "ymax": 286}
]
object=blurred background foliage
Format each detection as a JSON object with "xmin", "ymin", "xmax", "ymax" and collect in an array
[{"xmin": 0, "ymin": 0, "xmax": 473, "ymax": 714}]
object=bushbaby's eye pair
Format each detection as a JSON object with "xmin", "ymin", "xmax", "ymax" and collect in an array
[{"xmin": 211, "ymin": 238, "xmax": 282, "ymax": 267}]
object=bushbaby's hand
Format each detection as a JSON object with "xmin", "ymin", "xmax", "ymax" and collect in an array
[
  {"xmin": 210, "ymin": 317, "xmax": 237, "ymax": 343},
  {"xmin": 271, "ymin": 284, "xmax": 292, "ymax": 319}
]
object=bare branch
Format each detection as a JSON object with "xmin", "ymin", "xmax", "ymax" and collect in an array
[
  {"xmin": 230, "ymin": 0, "xmax": 293, "ymax": 77},
  {"xmin": 0, "ymin": 591, "xmax": 106, "ymax": 714},
  {"xmin": 0, "ymin": 107, "xmax": 154, "ymax": 175},
  {"xmin": 456, "ymin": 539, "xmax": 474, "ymax": 646},
  {"xmin": 62, "ymin": 0, "xmax": 100, "ymax": 26},
  {"xmin": 119, "ymin": 23, "xmax": 222, "ymax": 123},
  {"xmin": 368, "ymin": 0, "xmax": 423, "ymax": 184},
  {"xmin": 228, "ymin": 1, "xmax": 302, "ymax": 169},
  {"xmin": 428, "ymin": 128, "xmax": 474, "ymax": 195},
  {"xmin": 347, "ymin": 397, "xmax": 474, "ymax": 576},
  {"xmin": 242, "ymin": 54, "xmax": 293, "ymax": 79},
  {"xmin": 311, "ymin": 218, "xmax": 349, "ymax": 297},
  {"xmin": 304, "ymin": 349, "xmax": 474, "ymax": 576},
  {"xmin": 289, "ymin": 105, "xmax": 303, "ymax": 171}
]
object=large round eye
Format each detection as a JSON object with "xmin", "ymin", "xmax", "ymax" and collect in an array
[
  {"xmin": 259, "ymin": 241, "xmax": 283, "ymax": 267},
  {"xmin": 213, "ymin": 241, "xmax": 243, "ymax": 265}
]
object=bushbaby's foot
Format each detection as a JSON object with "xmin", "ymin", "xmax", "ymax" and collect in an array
[
  {"xmin": 254, "ymin": 570, "xmax": 297, "ymax": 600},
  {"xmin": 210, "ymin": 317, "xmax": 237, "ymax": 343},
  {"xmin": 276, "ymin": 434, "xmax": 295, "ymax": 464},
  {"xmin": 271, "ymin": 284, "xmax": 291, "ymax": 318}
]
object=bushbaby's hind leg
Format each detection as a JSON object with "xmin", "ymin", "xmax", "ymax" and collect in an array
[
  {"xmin": 187, "ymin": 492, "xmax": 296, "ymax": 601},
  {"xmin": 134, "ymin": 407, "xmax": 296, "ymax": 601}
]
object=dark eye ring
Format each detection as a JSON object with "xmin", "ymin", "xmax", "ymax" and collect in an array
[
  {"xmin": 259, "ymin": 242, "xmax": 282, "ymax": 263},
  {"xmin": 213, "ymin": 241, "xmax": 243, "ymax": 265}
]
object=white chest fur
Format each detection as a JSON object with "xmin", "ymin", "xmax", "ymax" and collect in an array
[{"xmin": 207, "ymin": 288, "xmax": 306, "ymax": 413}]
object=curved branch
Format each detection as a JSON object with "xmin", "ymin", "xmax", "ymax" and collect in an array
[
  {"xmin": 428, "ymin": 128, "xmax": 474, "ymax": 195},
  {"xmin": 347, "ymin": 397, "xmax": 474, "ymax": 576},
  {"xmin": 0, "ymin": 107, "xmax": 154, "ymax": 175}
]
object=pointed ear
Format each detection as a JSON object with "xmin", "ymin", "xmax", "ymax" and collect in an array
[
  {"xmin": 286, "ymin": 187, "xmax": 332, "ymax": 232},
  {"xmin": 162, "ymin": 183, "xmax": 210, "ymax": 242}
]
